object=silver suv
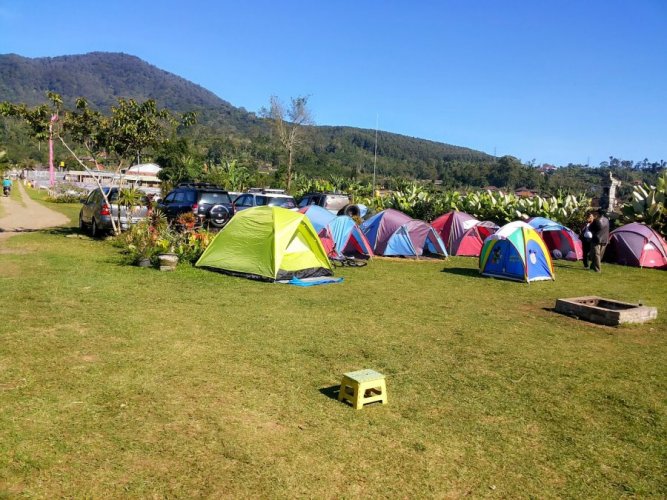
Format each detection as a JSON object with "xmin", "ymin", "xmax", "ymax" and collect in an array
[
  {"xmin": 234, "ymin": 190, "xmax": 297, "ymax": 211},
  {"xmin": 297, "ymin": 192, "xmax": 353, "ymax": 215},
  {"xmin": 79, "ymin": 187, "xmax": 149, "ymax": 237}
]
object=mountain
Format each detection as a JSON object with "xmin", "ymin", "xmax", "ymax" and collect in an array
[
  {"xmin": 0, "ymin": 52, "xmax": 232, "ymax": 111},
  {"xmin": 0, "ymin": 52, "xmax": 260, "ymax": 133},
  {"xmin": 0, "ymin": 52, "xmax": 494, "ymax": 181}
]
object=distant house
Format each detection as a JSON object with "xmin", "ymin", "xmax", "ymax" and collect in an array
[
  {"xmin": 515, "ymin": 187, "xmax": 539, "ymax": 198},
  {"xmin": 59, "ymin": 163, "xmax": 162, "ymax": 194},
  {"xmin": 257, "ymin": 164, "xmax": 277, "ymax": 174},
  {"xmin": 124, "ymin": 163, "xmax": 162, "ymax": 177},
  {"xmin": 537, "ymin": 164, "xmax": 557, "ymax": 175}
]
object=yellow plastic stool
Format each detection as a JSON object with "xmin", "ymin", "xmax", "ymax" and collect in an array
[{"xmin": 338, "ymin": 369, "xmax": 387, "ymax": 409}]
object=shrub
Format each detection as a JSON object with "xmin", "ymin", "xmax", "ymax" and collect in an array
[{"xmin": 621, "ymin": 171, "xmax": 667, "ymax": 237}]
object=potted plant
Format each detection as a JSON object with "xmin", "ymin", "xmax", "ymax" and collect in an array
[
  {"xmin": 122, "ymin": 219, "xmax": 159, "ymax": 267},
  {"xmin": 157, "ymin": 248, "xmax": 179, "ymax": 271},
  {"xmin": 155, "ymin": 228, "xmax": 180, "ymax": 271},
  {"xmin": 119, "ymin": 209, "xmax": 170, "ymax": 268}
]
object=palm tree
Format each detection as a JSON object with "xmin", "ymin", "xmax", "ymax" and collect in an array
[{"xmin": 117, "ymin": 187, "xmax": 144, "ymax": 234}]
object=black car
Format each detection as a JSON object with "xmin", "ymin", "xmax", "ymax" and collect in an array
[{"xmin": 157, "ymin": 183, "xmax": 235, "ymax": 228}]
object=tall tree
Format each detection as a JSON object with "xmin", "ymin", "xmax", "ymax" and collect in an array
[
  {"xmin": 1, "ymin": 93, "xmax": 194, "ymax": 233},
  {"xmin": 260, "ymin": 95, "xmax": 313, "ymax": 191}
]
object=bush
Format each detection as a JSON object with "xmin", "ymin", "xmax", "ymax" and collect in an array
[
  {"xmin": 46, "ymin": 193, "xmax": 82, "ymax": 203},
  {"xmin": 45, "ymin": 183, "xmax": 87, "ymax": 203}
]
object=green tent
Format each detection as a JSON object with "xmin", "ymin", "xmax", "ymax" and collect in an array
[{"xmin": 195, "ymin": 206, "xmax": 333, "ymax": 281}]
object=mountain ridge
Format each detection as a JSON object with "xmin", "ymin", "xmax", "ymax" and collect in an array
[{"xmin": 0, "ymin": 52, "xmax": 494, "ymax": 180}]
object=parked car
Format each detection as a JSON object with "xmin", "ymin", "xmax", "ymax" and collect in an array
[
  {"xmin": 79, "ymin": 187, "xmax": 149, "ymax": 237},
  {"xmin": 234, "ymin": 190, "xmax": 297, "ymax": 211},
  {"xmin": 157, "ymin": 183, "xmax": 235, "ymax": 228},
  {"xmin": 297, "ymin": 192, "xmax": 366, "ymax": 217}
]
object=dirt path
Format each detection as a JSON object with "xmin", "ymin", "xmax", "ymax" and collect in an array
[{"xmin": 0, "ymin": 182, "xmax": 71, "ymax": 241}]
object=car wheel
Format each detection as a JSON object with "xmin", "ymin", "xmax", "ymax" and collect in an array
[
  {"xmin": 339, "ymin": 204, "xmax": 361, "ymax": 218},
  {"xmin": 209, "ymin": 205, "xmax": 231, "ymax": 228},
  {"xmin": 91, "ymin": 219, "xmax": 99, "ymax": 238},
  {"xmin": 78, "ymin": 212, "xmax": 87, "ymax": 234}
]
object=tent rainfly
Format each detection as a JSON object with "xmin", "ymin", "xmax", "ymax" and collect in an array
[
  {"xmin": 195, "ymin": 206, "xmax": 333, "ymax": 281},
  {"xmin": 479, "ymin": 221, "xmax": 555, "ymax": 282}
]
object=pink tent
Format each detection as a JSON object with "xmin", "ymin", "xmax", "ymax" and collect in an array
[
  {"xmin": 604, "ymin": 223, "xmax": 667, "ymax": 269},
  {"xmin": 431, "ymin": 211, "xmax": 498, "ymax": 256}
]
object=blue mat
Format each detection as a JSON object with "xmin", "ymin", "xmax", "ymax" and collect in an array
[{"xmin": 278, "ymin": 276, "xmax": 344, "ymax": 287}]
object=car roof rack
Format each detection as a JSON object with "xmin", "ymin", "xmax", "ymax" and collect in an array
[
  {"xmin": 176, "ymin": 182, "xmax": 225, "ymax": 190},
  {"xmin": 247, "ymin": 187, "xmax": 287, "ymax": 195},
  {"xmin": 302, "ymin": 191, "xmax": 349, "ymax": 196}
]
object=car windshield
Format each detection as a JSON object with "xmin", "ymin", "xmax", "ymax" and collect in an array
[
  {"xmin": 268, "ymin": 197, "xmax": 296, "ymax": 208},
  {"xmin": 199, "ymin": 191, "xmax": 232, "ymax": 204}
]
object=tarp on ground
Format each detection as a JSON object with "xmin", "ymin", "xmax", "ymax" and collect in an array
[
  {"xmin": 603, "ymin": 222, "xmax": 667, "ymax": 269},
  {"xmin": 195, "ymin": 206, "xmax": 333, "ymax": 281},
  {"xmin": 479, "ymin": 221, "xmax": 555, "ymax": 282}
]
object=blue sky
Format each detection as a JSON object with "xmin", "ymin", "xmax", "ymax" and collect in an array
[{"xmin": 1, "ymin": 0, "xmax": 665, "ymax": 167}]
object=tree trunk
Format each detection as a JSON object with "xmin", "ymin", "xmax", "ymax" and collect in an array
[{"xmin": 287, "ymin": 146, "xmax": 293, "ymax": 191}]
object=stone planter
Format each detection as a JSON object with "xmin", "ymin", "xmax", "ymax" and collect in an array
[
  {"xmin": 158, "ymin": 253, "xmax": 179, "ymax": 272},
  {"xmin": 137, "ymin": 257, "xmax": 152, "ymax": 268}
]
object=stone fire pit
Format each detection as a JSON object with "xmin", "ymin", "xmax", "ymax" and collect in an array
[{"xmin": 555, "ymin": 296, "xmax": 658, "ymax": 326}]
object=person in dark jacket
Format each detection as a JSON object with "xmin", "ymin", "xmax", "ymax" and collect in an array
[
  {"xmin": 580, "ymin": 212, "xmax": 594, "ymax": 269},
  {"xmin": 589, "ymin": 209, "xmax": 610, "ymax": 272}
]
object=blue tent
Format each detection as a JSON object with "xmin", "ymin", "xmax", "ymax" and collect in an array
[
  {"xmin": 479, "ymin": 221, "xmax": 555, "ymax": 282},
  {"xmin": 526, "ymin": 216, "xmax": 583, "ymax": 260},
  {"xmin": 361, "ymin": 209, "xmax": 447, "ymax": 257},
  {"xmin": 327, "ymin": 215, "xmax": 374, "ymax": 258},
  {"xmin": 299, "ymin": 205, "xmax": 336, "ymax": 232}
]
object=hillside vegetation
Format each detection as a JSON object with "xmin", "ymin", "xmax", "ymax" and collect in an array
[
  {"xmin": 0, "ymin": 52, "xmax": 493, "ymax": 180},
  {"xmin": 0, "ymin": 52, "xmax": 662, "ymax": 195}
]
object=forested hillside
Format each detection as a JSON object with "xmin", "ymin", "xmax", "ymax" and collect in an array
[
  {"xmin": 0, "ymin": 52, "xmax": 662, "ymax": 196},
  {"xmin": 0, "ymin": 53, "xmax": 235, "ymax": 112},
  {"xmin": 0, "ymin": 52, "xmax": 493, "ymax": 178}
]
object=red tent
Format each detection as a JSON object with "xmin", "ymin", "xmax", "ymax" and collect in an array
[
  {"xmin": 603, "ymin": 223, "xmax": 667, "ymax": 269},
  {"xmin": 527, "ymin": 217, "xmax": 584, "ymax": 261},
  {"xmin": 431, "ymin": 211, "xmax": 498, "ymax": 256}
]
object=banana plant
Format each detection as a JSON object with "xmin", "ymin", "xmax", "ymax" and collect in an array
[{"xmin": 621, "ymin": 171, "xmax": 667, "ymax": 236}]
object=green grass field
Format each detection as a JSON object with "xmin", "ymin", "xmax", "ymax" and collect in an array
[{"xmin": 1, "ymin": 193, "xmax": 665, "ymax": 497}]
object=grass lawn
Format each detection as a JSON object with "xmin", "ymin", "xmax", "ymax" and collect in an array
[{"xmin": 1, "ymin": 192, "xmax": 665, "ymax": 497}]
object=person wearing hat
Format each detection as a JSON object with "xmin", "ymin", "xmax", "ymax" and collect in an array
[{"xmin": 589, "ymin": 209, "xmax": 609, "ymax": 272}]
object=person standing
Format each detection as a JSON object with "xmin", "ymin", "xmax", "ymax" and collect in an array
[
  {"xmin": 580, "ymin": 212, "xmax": 594, "ymax": 269},
  {"xmin": 589, "ymin": 209, "xmax": 610, "ymax": 272}
]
